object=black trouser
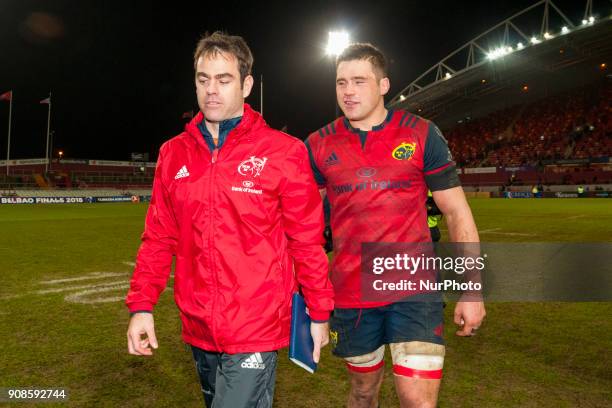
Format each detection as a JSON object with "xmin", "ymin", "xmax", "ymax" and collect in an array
[
  {"xmin": 430, "ymin": 226, "xmax": 441, "ymax": 242},
  {"xmin": 191, "ymin": 345, "xmax": 278, "ymax": 408}
]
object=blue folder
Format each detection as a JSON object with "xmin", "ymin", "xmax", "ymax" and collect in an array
[{"xmin": 289, "ymin": 292, "xmax": 317, "ymax": 373}]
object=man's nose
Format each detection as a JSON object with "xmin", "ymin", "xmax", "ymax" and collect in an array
[
  {"xmin": 344, "ymin": 84, "xmax": 356, "ymax": 96},
  {"xmin": 206, "ymin": 81, "xmax": 218, "ymax": 94}
]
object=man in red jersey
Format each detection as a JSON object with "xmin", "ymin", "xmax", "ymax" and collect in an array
[
  {"xmin": 306, "ymin": 43, "xmax": 485, "ymax": 408},
  {"xmin": 125, "ymin": 32, "xmax": 333, "ymax": 408}
]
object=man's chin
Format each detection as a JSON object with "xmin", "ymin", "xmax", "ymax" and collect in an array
[
  {"xmin": 343, "ymin": 111, "xmax": 363, "ymax": 122},
  {"xmin": 202, "ymin": 111, "xmax": 224, "ymax": 123}
]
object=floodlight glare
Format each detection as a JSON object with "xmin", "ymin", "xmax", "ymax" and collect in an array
[
  {"xmin": 544, "ymin": 32, "xmax": 553, "ymax": 39},
  {"xmin": 530, "ymin": 36, "xmax": 541, "ymax": 44},
  {"xmin": 445, "ymin": 72, "xmax": 452, "ymax": 79},
  {"xmin": 399, "ymin": 95, "xmax": 406, "ymax": 101},
  {"xmin": 561, "ymin": 26, "xmax": 569, "ymax": 34},
  {"xmin": 517, "ymin": 42, "xmax": 525, "ymax": 50},
  {"xmin": 589, "ymin": 16, "xmax": 595, "ymax": 23},
  {"xmin": 326, "ymin": 31, "xmax": 350, "ymax": 56},
  {"xmin": 582, "ymin": 19, "xmax": 588, "ymax": 25},
  {"xmin": 487, "ymin": 46, "xmax": 514, "ymax": 60}
]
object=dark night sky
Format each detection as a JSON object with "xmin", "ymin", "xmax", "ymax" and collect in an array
[{"xmin": 0, "ymin": 0, "xmax": 589, "ymax": 161}]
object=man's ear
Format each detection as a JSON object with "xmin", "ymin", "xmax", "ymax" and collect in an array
[
  {"xmin": 379, "ymin": 77, "xmax": 390, "ymax": 96},
  {"xmin": 242, "ymin": 75, "xmax": 254, "ymax": 98}
]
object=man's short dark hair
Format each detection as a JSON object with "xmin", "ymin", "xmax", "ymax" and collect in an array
[
  {"xmin": 193, "ymin": 31, "xmax": 254, "ymax": 84},
  {"xmin": 336, "ymin": 43, "xmax": 388, "ymax": 79}
]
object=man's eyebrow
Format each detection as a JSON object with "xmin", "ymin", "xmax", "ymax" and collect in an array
[
  {"xmin": 336, "ymin": 76, "xmax": 368, "ymax": 82},
  {"xmin": 196, "ymin": 72, "xmax": 235, "ymax": 80}
]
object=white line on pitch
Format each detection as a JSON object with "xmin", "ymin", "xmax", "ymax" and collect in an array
[
  {"xmin": 0, "ymin": 294, "xmax": 24, "ymax": 300},
  {"xmin": 39, "ymin": 272, "xmax": 127, "ymax": 285},
  {"xmin": 64, "ymin": 284, "xmax": 130, "ymax": 304},
  {"xmin": 35, "ymin": 280, "xmax": 129, "ymax": 294},
  {"xmin": 65, "ymin": 284, "xmax": 173, "ymax": 304},
  {"xmin": 480, "ymin": 231, "xmax": 536, "ymax": 237}
]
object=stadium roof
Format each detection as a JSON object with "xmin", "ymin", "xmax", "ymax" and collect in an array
[{"xmin": 388, "ymin": 0, "xmax": 612, "ymax": 129}]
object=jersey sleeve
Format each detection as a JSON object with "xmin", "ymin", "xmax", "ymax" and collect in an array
[
  {"xmin": 304, "ymin": 136, "xmax": 327, "ymax": 187},
  {"xmin": 423, "ymin": 122, "xmax": 461, "ymax": 191}
]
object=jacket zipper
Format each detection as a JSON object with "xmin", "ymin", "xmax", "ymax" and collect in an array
[
  {"xmin": 209, "ymin": 148, "xmax": 220, "ymax": 349},
  {"xmin": 205, "ymin": 137, "xmax": 242, "ymax": 351}
]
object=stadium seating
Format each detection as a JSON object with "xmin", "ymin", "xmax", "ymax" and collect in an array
[
  {"xmin": 445, "ymin": 84, "xmax": 611, "ymax": 168},
  {"xmin": 1, "ymin": 162, "xmax": 154, "ymax": 190}
]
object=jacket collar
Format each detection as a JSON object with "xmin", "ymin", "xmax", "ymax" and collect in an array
[
  {"xmin": 186, "ymin": 103, "xmax": 263, "ymax": 150},
  {"xmin": 197, "ymin": 116, "xmax": 242, "ymax": 152}
]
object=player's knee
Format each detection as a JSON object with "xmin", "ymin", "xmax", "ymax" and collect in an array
[
  {"xmin": 349, "ymin": 384, "xmax": 380, "ymax": 406},
  {"xmin": 347, "ymin": 352, "xmax": 384, "ymax": 405},
  {"xmin": 345, "ymin": 345, "xmax": 385, "ymax": 374},
  {"xmin": 390, "ymin": 341, "xmax": 445, "ymax": 379}
]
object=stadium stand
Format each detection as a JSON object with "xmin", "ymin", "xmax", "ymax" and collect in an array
[
  {"xmin": 446, "ymin": 84, "xmax": 611, "ymax": 168},
  {"xmin": 389, "ymin": 3, "xmax": 611, "ymax": 194},
  {"xmin": 0, "ymin": 159, "xmax": 154, "ymax": 192}
]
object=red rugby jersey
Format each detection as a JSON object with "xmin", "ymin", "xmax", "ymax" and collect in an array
[{"xmin": 306, "ymin": 110, "xmax": 460, "ymax": 308}]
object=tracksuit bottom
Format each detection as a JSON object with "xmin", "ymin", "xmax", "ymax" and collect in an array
[{"xmin": 191, "ymin": 345, "xmax": 278, "ymax": 408}]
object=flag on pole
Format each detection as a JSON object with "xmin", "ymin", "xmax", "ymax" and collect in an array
[
  {"xmin": 3, "ymin": 91, "xmax": 13, "ymax": 176},
  {"xmin": 181, "ymin": 110, "xmax": 194, "ymax": 119},
  {"xmin": 42, "ymin": 92, "xmax": 52, "ymax": 173}
]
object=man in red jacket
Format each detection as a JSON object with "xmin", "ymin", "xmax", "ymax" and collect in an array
[{"xmin": 125, "ymin": 32, "xmax": 333, "ymax": 408}]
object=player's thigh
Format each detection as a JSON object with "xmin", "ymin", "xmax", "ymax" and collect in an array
[
  {"xmin": 384, "ymin": 296, "xmax": 445, "ymax": 347},
  {"xmin": 384, "ymin": 298, "xmax": 445, "ymax": 378},
  {"xmin": 391, "ymin": 339, "xmax": 444, "ymax": 408},
  {"xmin": 330, "ymin": 307, "xmax": 385, "ymax": 359},
  {"xmin": 385, "ymin": 300, "xmax": 445, "ymax": 407}
]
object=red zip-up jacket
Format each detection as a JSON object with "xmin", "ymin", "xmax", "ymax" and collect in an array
[{"xmin": 126, "ymin": 104, "xmax": 333, "ymax": 353}]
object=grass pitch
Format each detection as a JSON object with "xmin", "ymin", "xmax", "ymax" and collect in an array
[{"xmin": 0, "ymin": 199, "xmax": 610, "ymax": 407}]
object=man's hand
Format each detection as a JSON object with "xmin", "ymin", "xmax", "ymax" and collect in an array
[
  {"xmin": 127, "ymin": 312, "xmax": 158, "ymax": 356},
  {"xmin": 310, "ymin": 321, "xmax": 330, "ymax": 363},
  {"xmin": 454, "ymin": 301, "xmax": 486, "ymax": 336}
]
